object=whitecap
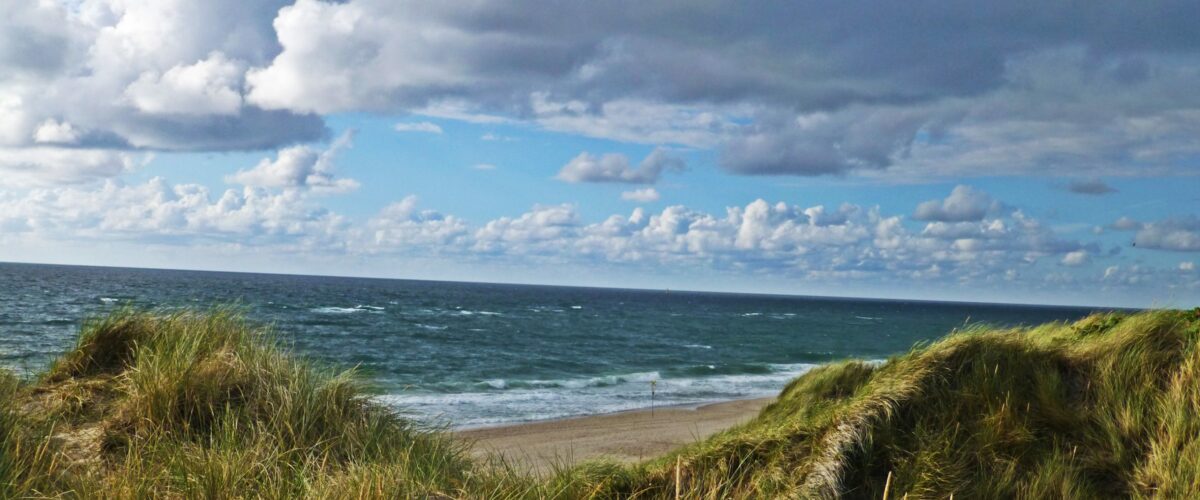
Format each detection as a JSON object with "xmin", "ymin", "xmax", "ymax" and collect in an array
[
  {"xmin": 683, "ymin": 344, "xmax": 713, "ymax": 349},
  {"xmin": 99, "ymin": 297, "xmax": 119, "ymax": 304},
  {"xmin": 310, "ymin": 306, "xmax": 361, "ymax": 314}
]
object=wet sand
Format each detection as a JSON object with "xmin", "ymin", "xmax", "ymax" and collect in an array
[{"xmin": 457, "ymin": 397, "xmax": 773, "ymax": 472}]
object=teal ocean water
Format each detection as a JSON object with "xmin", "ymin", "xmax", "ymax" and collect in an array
[{"xmin": 0, "ymin": 262, "xmax": 1106, "ymax": 428}]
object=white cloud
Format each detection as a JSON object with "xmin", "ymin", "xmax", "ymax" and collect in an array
[
  {"xmin": 1110, "ymin": 217, "xmax": 1142, "ymax": 231},
  {"xmin": 1182, "ymin": 261, "xmax": 1196, "ymax": 272},
  {"xmin": 3, "ymin": 178, "xmax": 1193, "ymax": 297},
  {"xmin": 556, "ymin": 148, "xmax": 684, "ymax": 184},
  {"xmin": 913, "ymin": 185, "xmax": 1000, "ymax": 222},
  {"xmin": 1061, "ymin": 250, "xmax": 1089, "ymax": 266},
  {"xmin": 0, "ymin": 177, "xmax": 348, "ymax": 249},
  {"xmin": 368, "ymin": 195, "xmax": 469, "ymax": 249},
  {"xmin": 33, "ymin": 119, "xmax": 80, "ymax": 144},
  {"xmin": 393, "ymin": 121, "xmax": 443, "ymax": 134},
  {"xmin": 621, "ymin": 188, "xmax": 660, "ymax": 203},
  {"xmin": 471, "ymin": 163, "xmax": 497, "ymax": 171},
  {"xmin": 474, "ymin": 204, "xmax": 580, "ymax": 254},
  {"xmin": 0, "ymin": 147, "xmax": 143, "ymax": 187},
  {"xmin": 124, "ymin": 52, "xmax": 244, "ymax": 116},
  {"xmin": 1132, "ymin": 216, "xmax": 1200, "ymax": 252},
  {"xmin": 0, "ymin": 0, "xmax": 322, "ymax": 184},
  {"xmin": 225, "ymin": 131, "xmax": 359, "ymax": 194},
  {"xmin": 480, "ymin": 132, "xmax": 516, "ymax": 141}
]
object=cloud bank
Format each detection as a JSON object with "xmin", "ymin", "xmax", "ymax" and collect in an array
[{"xmin": 6, "ymin": 0, "xmax": 1200, "ymax": 184}]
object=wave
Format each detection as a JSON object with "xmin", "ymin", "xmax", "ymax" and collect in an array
[
  {"xmin": 380, "ymin": 362, "xmax": 851, "ymax": 428},
  {"xmin": 457, "ymin": 309, "xmax": 502, "ymax": 316},
  {"xmin": 741, "ymin": 312, "xmax": 762, "ymax": 317},
  {"xmin": 475, "ymin": 371, "xmax": 662, "ymax": 391},
  {"xmin": 310, "ymin": 305, "xmax": 385, "ymax": 314},
  {"xmin": 99, "ymin": 297, "xmax": 119, "ymax": 304},
  {"xmin": 854, "ymin": 316, "xmax": 882, "ymax": 320},
  {"xmin": 683, "ymin": 344, "xmax": 712, "ymax": 349}
]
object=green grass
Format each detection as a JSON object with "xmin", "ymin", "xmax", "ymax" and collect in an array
[{"xmin": 0, "ymin": 307, "xmax": 1196, "ymax": 498}]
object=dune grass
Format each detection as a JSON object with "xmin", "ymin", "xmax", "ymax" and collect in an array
[{"xmin": 0, "ymin": 307, "xmax": 1196, "ymax": 498}]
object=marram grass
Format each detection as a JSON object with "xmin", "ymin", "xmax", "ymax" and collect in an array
[{"xmin": 0, "ymin": 307, "xmax": 1196, "ymax": 498}]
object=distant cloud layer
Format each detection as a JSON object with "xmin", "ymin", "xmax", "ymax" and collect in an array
[
  {"xmin": 5, "ymin": 182, "xmax": 1193, "ymax": 298},
  {"xmin": 5, "ymin": 0, "xmax": 1200, "ymax": 183}
]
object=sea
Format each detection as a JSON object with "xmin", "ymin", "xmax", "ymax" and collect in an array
[{"xmin": 0, "ymin": 262, "xmax": 1107, "ymax": 428}]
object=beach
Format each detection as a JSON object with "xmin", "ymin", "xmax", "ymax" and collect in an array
[{"xmin": 458, "ymin": 397, "xmax": 774, "ymax": 471}]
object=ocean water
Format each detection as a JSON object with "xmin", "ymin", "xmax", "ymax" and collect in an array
[{"xmin": 0, "ymin": 262, "xmax": 1105, "ymax": 428}]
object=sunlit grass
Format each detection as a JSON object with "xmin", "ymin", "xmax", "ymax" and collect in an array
[{"xmin": 0, "ymin": 307, "xmax": 1196, "ymax": 497}]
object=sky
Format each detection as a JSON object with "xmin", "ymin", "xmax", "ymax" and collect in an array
[{"xmin": 0, "ymin": 0, "xmax": 1197, "ymax": 308}]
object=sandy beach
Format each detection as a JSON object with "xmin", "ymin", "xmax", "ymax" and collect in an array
[{"xmin": 457, "ymin": 397, "xmax": 773, "ymax": 471}]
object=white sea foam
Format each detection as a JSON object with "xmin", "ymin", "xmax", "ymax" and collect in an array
[
  {"xmin": 684, "ymin": 344, "xmax": 713, "ymax": 349},
  {"xmin": 741, "ymin": 312, "xmax": 762, "ymax": 317},
  {"xmin": 375, "ymin": 362, "xmax": 866, "ymax": 428},
  {"xmin": 458, "ymin": 310, "xmax": 502, "ymax": 316},
  {"xmin": 99, "ymin": 297, "xmax": 118, "ymax": 304},
  {"xmin": 570, "ymin": 305, "xmax": 583, "ymax": 310},
  {"xmin": 310, "ymin": 306, "xmax": 362, "ymax": 314},
  {"xmin": 311, "ymin": 305, "xmax": 385, "ymax": 314}
]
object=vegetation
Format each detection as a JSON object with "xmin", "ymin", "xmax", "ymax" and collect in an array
[{"xmin": 0, "ymin": 307, "xmax": 1196, "ymax": 498}]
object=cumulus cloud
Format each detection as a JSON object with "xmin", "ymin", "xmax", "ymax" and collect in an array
[
  {"xmin": 6, "ymin": 0, "xmax": 1200, "ymax": 183},
  {"xmin": 1064, "ymin": 178, "xmax": 1117, "ymax": 195},
  {"xmin": 0, "ymin": 147, "xmax": 145, "ymax": 187},
  {"xmin": 225, "ymin": 131, "xmax": 359, "ymax": 194},
  {"xmin": 1106, "ymin": 215, "xmax": 1200, "ymax": 252},
  {"xmin": 0, "ymin": 0, "xmax": 322, "ymax": 183},
  {"xmin": 913, "ymin": 185, "xmax": 1001, "ymax": 222},
  {"xmin": 5, "ymin": 177, "xmax": 1193, "ymax": 294},
  {"xmin": 231, "ymin": 0, "xmax": 1200, "ymax": 178},
  {"xmin": 621, "ymin": 188, "xmax": 660, "ymax": 203},
  {"xmin": 368, "ymin": 196, "xmax": 469, "ymax": 249},
  {"xmin": 124, "ymin": 52, "xmax": 245, "ymax": 116},
  {"xmin": 1061, "ymin": 250, "xmax": 1090, "ymax": 266},
  {"xmin": 393, "ymin": 121, "xmax": 443, "ymax": 134},
  {"xmin": 556, "ymin": 148, "xmax": 684, "ymax": 184},
  {"xmin": 1110, "ymin": 217, "xmax": 1143, "ymax": 231},
  {"xmin": 0, "ymin": 178, "xmax": 348, "ymax": 249},
  {"xmin": 1131, "ymin": 216, "xmax": 1200, "ymax": 252},
  {"xmin": 33, "ymin": 119, "xmax": 80, "ymax": 144}
]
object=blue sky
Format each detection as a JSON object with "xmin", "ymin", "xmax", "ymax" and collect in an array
[{"xmin": 1, "ymin": 0, "xmax": 1197, "ymax": 307}]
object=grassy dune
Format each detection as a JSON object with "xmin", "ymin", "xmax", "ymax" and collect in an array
[{"xmin": 0, "ymin": 307, "xmax": 1196, "ymax": 498}]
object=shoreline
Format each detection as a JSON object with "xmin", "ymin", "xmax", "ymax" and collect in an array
[{"xmin": 457, "ymin": 397, "xmax": 774, "ymax": 471}]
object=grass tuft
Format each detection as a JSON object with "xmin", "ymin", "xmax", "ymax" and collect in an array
[{"xmin": 0, "ymin": 307, "xmax": 1196, "ymax": 498}]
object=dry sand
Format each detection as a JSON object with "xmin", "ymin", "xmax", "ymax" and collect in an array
[{"xmin": 457, "ymin": 397, "xmax": 773, "ymax": 472}]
